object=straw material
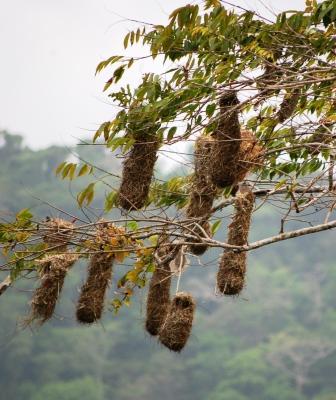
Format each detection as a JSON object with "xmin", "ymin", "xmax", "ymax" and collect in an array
[
  {"xmin": 118, "ymin": 134, "xmax": 159, "ymax": 210},
  {"xmin": 186, "ymin": 136, "xmax": 217, "ymax": 255},
  {"xmin": 30, "ymin": 254, "xmax": 78, "ymax": 324},
  {"xmin": 76, "ymin": 222, "xmax": 117, "ymax": 324},
  {"xmin": 277, "ymin": 90, "xmax": 300, "ymax": 123},
  {"xmin": 42, "ymin": 218, "xmax": 74, "ymax": 251},
  {"xmin": 210, "ymin": 91, "xmax": 242, "ymax": 188},
  {"xmin": 159, "ymin": 292, "xmax": 195, "ymax": 352},
  {"xmin": 217, "ymin": 188, "xmax": 255, "ymax": 295}
]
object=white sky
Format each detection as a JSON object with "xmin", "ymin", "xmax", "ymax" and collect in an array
[{"xmin": 0, "ymin": 0, "xmax": 304, "ymax": 149}]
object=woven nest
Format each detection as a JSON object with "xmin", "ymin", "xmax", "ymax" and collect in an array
[
  {"xmin": 42, "ymin": 218, "xmax": 74, "ymax": 251},
  {"xmin": 306, "ymin": 122, "xmax": 334, "ymax": 155},
  {"xmin": 145, "ymin": 253, "xmax": 172, "ymax": 336},
  {"xmin": 30, "ymin": 254, "xmax": 78, "ymax": 324},
  {"xmin": 211, "ymin": 129, "xmax": 264, "ymax": 189},
  {"xmin": 217, "ymin": 188, "xmax": 255, "ymax": 295},
  {"xmin": 187, "ymin": 136, "xmax": 217, "ymax": 219},
  {"xmin": 277, "ymin": 89, "xmax": 300, "ymax": 123},
  {"xmin": 257, "ymin": 63, "xmax": 283, "ymax": 96},
  {"xmin": 159, "ymin": 292, "xmax": 195, "ymax": 352},
  {"xmin": 186, "ymin": 136, "xmax": 217, "ymax": 256},
  {"xmin": 118, "ymin": 134, "xmax": 159, "ymax": 211},
  {"xmin": 209, "ymin": 91, "xmax": 242, "ymax": 188},
  {"xmin": 236, "ymin": 130, "xmax": 264, "ymax": 180},
  {"xmin": 217, "ymin": 251, "xmax": 246, "ymax": 295},
  {"xmin": 76, "ymin": 222, "xmax": 116, "ymax": 324}
]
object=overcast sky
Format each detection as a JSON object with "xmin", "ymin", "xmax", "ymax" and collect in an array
[{"xmin": 0, "ymin": 0, "xmax": 304, "ymax": 149}]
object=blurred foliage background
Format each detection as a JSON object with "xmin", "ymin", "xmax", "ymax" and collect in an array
[{"xmin": 0, "ymin": 130, "xmax": 335, "ymax": 400}]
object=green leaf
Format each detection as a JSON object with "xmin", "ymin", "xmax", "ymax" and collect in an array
[
  {"xmin": 206, "ymin": 103, "xmax": 216, "ymax": 118},
  {"xmin": 127, "ymin": 221, "xmax": 139, "ymax": 231},
  {"xmin": 103, "ymin": 78, "xmax": 113, "ymax": 92},
  {"xmin": 55, "ymin": 161, "xmax": 67, "ymax": 176},
  {"xmin": 211, "ymin": 220, "xmax": 222, "ymax": 235},
  {"xmin": 77, "ymin": 164, "xmax": 91, "ymax": 177},
  {"xmin": 275, "ymin": 179, "xmax": 288, "ymax": 189},
  {"xmin": 16, "ymin": 208, "xmax": 33, "ymax": 221},
  {"xmin": 77, "ymin": 183, "xmax": 95, "ymax": 207},
  {"xmin": 167, "ymin": 126, "xmax": 177, "ymax": 141},
  {"xmin": 61, "ymin": 163, "xmax": 75, "ymax": 179},
  {"xmin": 123, "ymin": 32, "xmax": 130, "ymax": 49},
  {"xmin": 113, "ymin": 65, "xmax": 126, "ymax": 83},
  {"xmin": 93, "ymin": 121, "xmax": 110, "ymax": 143},
  {"xmin": 68, "ymin": 163, "xmax": 77, "ymax": 180},
  {"xmin": 104, "ymin": 191, "xmax": 118, "ymax": 212}
]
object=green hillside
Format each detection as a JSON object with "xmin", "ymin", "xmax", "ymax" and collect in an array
[{"xmin": 0, "ymin": 131, "xmax": 335, "ymax": 400}]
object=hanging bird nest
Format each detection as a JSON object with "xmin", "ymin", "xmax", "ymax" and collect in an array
[
  {"xmin": 118, "ymin": 133, "xmax": 159, "ymax": 211},
  {"xmin": 227, "ymin": 187, "xmax": 254, "ymax": 245},
  {"xmin": 224, "ymin": 130, "xmax": 264, "ymax": 187},
  {"xmin": 217, "ymin": 91, "xmax": 241, "ymax": 127},
  {"xmin": 306, "ymin": 120, "xmax": 335, "ymax": 156},
  {"xmin": 30, "ymin": 253, "xmax": 78, "ymax": 324},
  {"xmin": 185, "ymin": 129, "xmax": 262, "ymax": 256},
  {"xmin": 145, "ymin": 240, "xmax": 173, "ymax": 336},
  {"xmin": 277, "ymin": 89, "xmax": 300, "ymax": 123},
  {"xmin": 76, "ymin": 222, "xmax": 118, "ymax": 324},
  {"xmin": 257, "ymin": 62, "xmax": 283, "ymax": 97},
  {"xmin": 217, "ymin": 187, "xmax": 255, "ymax": 295},
  {"xmin": 186, "ymin": 136, "xmax": 217, "ymax": 255},
  {"xmin": 212, "ymin": 129, "xmax": 264, "ymax": 190},
  {"xmin": 159, "ymin": 292, "xmax": 195, "ymax": 352},
  {"xmin": 187, "ymin": 136, "xmax": 217, "ymax": 219},
  {"xmin": 217, "ymin": 251, "xmax": 246, "ymax": 295},
  {"xmin": 209, "ymin": 91, "xmax": 242, "ymax": 188},
  {"xmin": 42, "ymin": 218, "xmax": 74, "ymax": 251}
]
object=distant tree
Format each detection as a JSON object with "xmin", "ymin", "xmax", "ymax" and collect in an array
[{"xmin": 0, "ymin": 0, "xmax": 336, "ymax": 344}]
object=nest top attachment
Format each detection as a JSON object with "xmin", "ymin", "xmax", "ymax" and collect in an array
[{"xmin": 219, "ymin": 91, "xmax": 240, "ymax": 109}]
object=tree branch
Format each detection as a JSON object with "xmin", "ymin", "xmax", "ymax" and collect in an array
[{"xmin": 0, "ymin": 275, "xmax": 11, "ymax": 297}]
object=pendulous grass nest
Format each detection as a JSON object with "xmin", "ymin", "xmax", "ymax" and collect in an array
[
  {"xmin": 212, "ymin": 128, "xmax": 264, "ymax": 191},
  {"xmin": 159, "ymin": 292, "xmax": 195, "ymax": 352},
  {"xmin": 208, "ymin": 93, "xmax": 263, "ymax": 189},
  {"xmin": 42, "ymin": 218, "xmax": 74, "ymax": 251},
  {"xmin": 185, "ymin": 126, "xmax": 262, "ymax": 256},
  {"xmin": 209, "ymin": 91, "xmax": 242, "ymax": 188},
  {"xmin": 235, "ymin": 130, "xmax": 264, "ymax": 182},
  {"xmin": 30, "ymin": 253, "xmax": 78, "ymax": 324},
  {"xmin": 76, "ymin": 222, "xmax": 117, "ymax": 324},
  {"xmin": 186, "ymin": 136, "xmax": 217, "ymax": 255},
  {"xmin": 277, "ymin": 89, "xmax": 300, "ymax": 123},
  {"xmin": 118, "ymin": 134, "xmax": 159, "ymax": 211},
  {"xmin": 217, "ymin": 187, "xmax": 255, "ymax": 295},
  {"xmin": 307, "ymin": 121, "xmax": 335, "ymax": 155},
  {"xmin": 145, "ymin": 240, "xmax": 173, "ymax": 336}
]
